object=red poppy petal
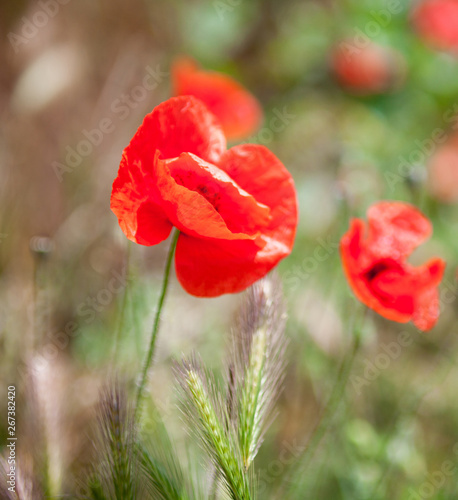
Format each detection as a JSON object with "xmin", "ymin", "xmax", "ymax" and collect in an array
[
  {"xmin": 412, "ymin": 258, "xmax": 446, "ymax": 330},
  {"xmin": 367, "ymin": 201, "xmax": 432, "ymax": 260},
  {"xmin": 153, "ymin": 153, "xmax": 261, "ymax": 242},
  {"xmin": 172, "ymin": 57, "xmax": 262, "ymax": 141},
  {"xmin": 372, "ymin": 258, "xmax": 445, "ymax": 330},
  {"xmin": 373, "ymin": 258, "xmax": 445, "ymax": 296},
  {"xmin": 130, "ymin": 95, "xmax": 226, "ymax": 164},
  {"xmin": 218, "ymin": 144, "xmax": 298, "ymax": 251},
  {"xmin": 341, "ymin": 220, "xmax": 412, "ymax": 323},
  {"xmin": 171, "ymin": 146, "xmax": 297, "ymax": 297},
  {"xmin": 110, "ymin": 151, "xmax": 172, "ymax": 245},
  {"xmin": 165, "ymin": 152, "xmax": 271, "ymax": 234},
  {"xmin": 174, "ymin": 233, "xmax": 277, "ymax": 297},
  {"xmin": 369, "ymin": 265, "xmax": 418, "ymax": 317},
  {"xmin": 341, "ymin": 218, "xmax": 366, "ymax": 264},
  {"xmin": 413, "ymin": 287, "xmax": 441, "ymax": 331}
]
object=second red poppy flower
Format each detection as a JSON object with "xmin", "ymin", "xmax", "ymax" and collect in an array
[{"xmin": 340, "ymin": 201, "xmax": 445, "ymax": 331}]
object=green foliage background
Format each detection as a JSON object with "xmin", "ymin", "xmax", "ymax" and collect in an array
[{"xmin": 0, "ymin": 0, "xmax": 457, "ymax": 498}]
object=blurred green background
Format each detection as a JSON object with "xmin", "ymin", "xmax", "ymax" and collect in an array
[{"xmin": 0, "ymin": 0, "xmax": 457, "ymax": 498}]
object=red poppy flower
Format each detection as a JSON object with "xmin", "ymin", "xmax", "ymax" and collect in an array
[
  {"xmin": 171, "ymin": 56, "xmax": 262, "ymax": 141},
  {"xmin": 411, "ymin": 0, "xmax": 458, "ymax": 53},
  {"xmin": 110, "ymin": 96, "xmax": 297, "ymax": 297},
  {"xmin": 331, "ymin": 41, "xmax": 406, "ymax": 95},
  {"xmin": 340, "ymin": 202, "xmax": 445, "ymax": 330}
]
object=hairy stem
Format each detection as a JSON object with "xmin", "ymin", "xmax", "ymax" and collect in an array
[
  {"xmin": 111, "ymin": 241, "xmax": 131, "ymax": 364},
  {"xmin": 135, "ymin": 229, "xmax": 179, "ymax": 421}
]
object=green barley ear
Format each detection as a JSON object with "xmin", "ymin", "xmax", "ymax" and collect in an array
[
  {"xmin": 174, "ymin": 356, "xmax": 254, "ymax": 500},
  {"xmin": 231, "ymin": 274, "xmax": 288, "ymax": 470},
  {"xmin": 85, "ymin": 380, "xmax": 141, "ymax": 500}
]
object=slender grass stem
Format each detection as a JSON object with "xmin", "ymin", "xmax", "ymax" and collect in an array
[
  {"xmin": 368, "ymin": 328, "xmax": 458, "ymax": 498},
  {"xmin": 111, "ymin": 241, "xmax": 131, "ymax": 364},
  {"xmin": 282, "ymin": 309, "xmax": 365, "ymax": 499},
  {"xmin": 134, "ymin": 229, "xmax": 179, "ymax": 421},
  {"xmin": 293, "ymin": 334, "xmax": 360, "ymax": 491}
]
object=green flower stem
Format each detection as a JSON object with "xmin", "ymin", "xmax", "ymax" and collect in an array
[
  {"xmin": 135, "ymin": 229, "xmax": 179, "ymax": 421},
  {"xmin": 111, "ymin": 241, "xmax": 131, "ymax": 364}
]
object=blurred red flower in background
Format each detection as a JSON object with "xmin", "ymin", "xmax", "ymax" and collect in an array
[
  {"xmin": 331, "ymin": 41, "xmax": 406, "ymax": 95},
  {"xmin": 340, "ymin": 202, "xmax": 445, "ymax": 331},
  {"xmin": 171, "ymin": 56, "xmax": 263, "ymax": 141},
  {"xmin": 411, "ymin": 0, "xmax": 458, "ymax": 53},
  {"xmin": 111, "ymin": 96, "xmax": 297, "ymax": 297},
  {"xmin": 427, "ymin": 133, "xmax": 458, "ymax": 203}
]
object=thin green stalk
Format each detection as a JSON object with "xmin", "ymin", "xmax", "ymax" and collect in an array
[
  {"xmin": 111, "ymin": 241, "xmax": 131, "ymax": 364},
  {"xmin": 282, "ymin": 310, "xmax": 365, "ymax": 499},
  {"xmin": 135, "ymin": 229, "xmax": 179, "ymax": 421},
  {"xmin": 368, "ymin": 328, "xmax": 458, "ymax": 499},
  {"xmin": 295, "ymin": 334, "xmax": 360, "ymax": 484}
]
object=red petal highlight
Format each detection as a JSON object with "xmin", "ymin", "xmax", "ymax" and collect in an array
[
  {"xmin": 166, "ymin": 152, "xmax": 271, "ymax": 235},
  {"xmin": 218, "ymin": 144, "xmax": 298, "ymax": 252},
  {"xmin": 172, "ymin": 57, "xmax": 263, "ymax": 141},
  {"xmin": 367, "ymin": 201, "xmax": 432, "ymax": 259},
  {"xmin": 131, "ymin": 95, "xmax": 226, "ymax": 164},
  {"xmin": 153, "ymin": 153, "xmax": 262, "ymax": 242}
]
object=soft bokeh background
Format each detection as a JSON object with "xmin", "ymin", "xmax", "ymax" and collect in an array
[{"xmin": 1, "ymin": 0, "xmax": 458, "ymax": 498}]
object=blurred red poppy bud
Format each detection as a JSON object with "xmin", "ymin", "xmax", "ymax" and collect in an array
[
  {"xmin": 331, "ymin": 41, "xmax": 406, "ymax": 95},
  {"xmin": 411, "ymin": 0, "xmax": 458, "ymax": 53},
  {"xmin": 172, "ymin": 56, "xmax": 263, "ymax": 141}
]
